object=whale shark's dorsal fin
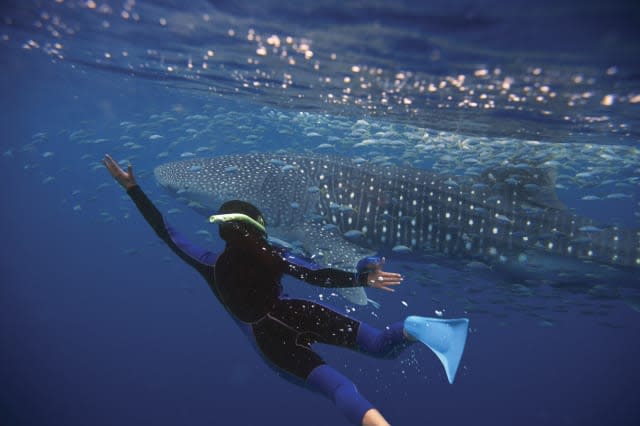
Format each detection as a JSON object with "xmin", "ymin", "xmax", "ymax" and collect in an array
[{"xmin": 480, "ymin": 163, "xmax": 567, "ymax": 211}]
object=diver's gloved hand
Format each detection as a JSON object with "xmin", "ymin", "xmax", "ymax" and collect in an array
[
  {"xmin": 356, "ymin": 256, "xmax": 403, "ymax": 292},
  {"xmin": 103, "ymin": 154, "xmax": 137, "ymax": 190}
]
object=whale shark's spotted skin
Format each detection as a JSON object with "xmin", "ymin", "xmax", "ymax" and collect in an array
[{"xmin": 154, "ymin": 153, "xmax": 640, "ymax": 270}]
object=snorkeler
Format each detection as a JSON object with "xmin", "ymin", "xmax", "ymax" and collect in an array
[{"xmin": 103, "ymin": 154, "xmax": 469, "ymax": 426}]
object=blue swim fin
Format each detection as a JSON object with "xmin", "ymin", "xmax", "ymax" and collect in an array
[{"xmin": 404, "ymin": 316, "xmax": 469, "ymax": 384}]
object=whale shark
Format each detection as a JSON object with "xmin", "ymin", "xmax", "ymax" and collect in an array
[{"xmin": 154, "ymin": 153, "xmax": 640, "ymax": 302}]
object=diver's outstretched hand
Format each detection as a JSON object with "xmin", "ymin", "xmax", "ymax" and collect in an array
[
  {"xmin": 366, "ymin": 257, "xmax": 403, "ymax": 292},
  {"xmin": 103, "ymin": 154, "xmax": 137, "ymax": 190}
]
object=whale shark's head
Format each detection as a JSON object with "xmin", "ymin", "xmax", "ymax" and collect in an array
[{"xmin": 154, "ymin": 155, "xmax": 271, "ymax": 211}]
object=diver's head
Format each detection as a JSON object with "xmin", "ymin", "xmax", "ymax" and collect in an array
[{"xmin": 213, "ymin": 200, "xmax": 266, "ymax": 241}]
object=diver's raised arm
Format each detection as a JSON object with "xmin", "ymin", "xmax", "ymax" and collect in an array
[{"xmin": 103, "ymin": 154, "xmax": 217, "ymax": 279}]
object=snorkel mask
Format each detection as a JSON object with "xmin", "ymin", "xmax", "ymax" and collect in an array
[{"xmin": 209, "ymin": 213, "xmax": 267, "ymax": 235}]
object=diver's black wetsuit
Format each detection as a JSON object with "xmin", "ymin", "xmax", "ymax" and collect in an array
[{"xmin": 128, "ymin": 185, "xmax": 409, "ymax": 424}]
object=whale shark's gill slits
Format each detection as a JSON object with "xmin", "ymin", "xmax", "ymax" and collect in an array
[
  {"xmin": 400, "ymin": 171, "xmax": 424, "ymax": 250},
  {"xmin": 396, "ymin": 174, "xmax": 408, "ymax": 246},
  {"xmin": 352, "ymin": 166, "xmax": 366, "ymax": 236},
  {"xmin": 253, "ymin": 156, "xmax": 276, "ymax": 224},
  {"xmin": 406, "ymin": 176, "xmax": 420, "ymax": 249},
  {"xmin": 427, "ymin": 179, "xmax": 442, "ymax": 252},
  {"xmin": 314, "ymin": 160, "xmax": 330, "ymax": 221},
  {"xmin": 344, "ymin": 162, "xmax": 365, "ymax": 237},
  {"xmin": 359, "ymin": 169, "xmax": 378, "ymax": 245},
  {"xmin": 257, "ymin": 154, "xmax": 300, "ymax": 227},
  {"xmin": 301, "ymin": 158, "xmax": 320, "ymax": 221},
  {"xmin": 413, "ymin": 175, "xmax": 426, "ymax": 249},
  {"xmin": 441, "ymin": 182, "xmax": 453, "ymax": 255},
  {"xmin": 328, "ymin": 158, "xmax": 364, "ymax": 238},
  {"xmin": 374, "ymin": 174, "xmax": 386, "ymax": 241},
  {"xmin": 292, "ymin": 158, "xmax": 316, "ymax": 226},
  {"xmin": 421, "ymin": 177, "xmax": 433, "ymax": 251},
  {"xmin": 379, "ymin": 169, "xmax": 395, "ymax": 246},
  {"xmin": 337, "ymin": 162, "xmax": 352, "ymax": 230},
  {"xmin": 325, "ymin": 162, "xmax": 338, "ymax": 226},
  {"xmin": 322, "ymin": 163, "xmax": 334, "ymax": 222},
  {"xmin": 285, "ymin": 157, "xmax": 302, "ymax": 225}
]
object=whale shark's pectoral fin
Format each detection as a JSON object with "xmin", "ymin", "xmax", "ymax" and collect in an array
[
  {"xmin": 334, "ymin": 287, "xmax": 370, "ymax": 306},
  {"xmin": 269, "ymin": 223, "xmax": 376, "ymax": 306}
]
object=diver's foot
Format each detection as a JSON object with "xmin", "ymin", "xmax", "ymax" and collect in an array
[{"xmin": 362, "ymin": 408, "xmax": 390, "ymax": 426}]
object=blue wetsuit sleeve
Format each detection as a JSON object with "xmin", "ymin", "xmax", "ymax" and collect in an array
[
  {"xmin": 282, "ymin": 250, "xmax": 368, "ymax": 288},
  {"xmin": 127, "ymin": 185, "xmax": 216, "ymax": 279}
]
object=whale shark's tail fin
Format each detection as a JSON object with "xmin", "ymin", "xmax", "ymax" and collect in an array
[{"xmin": 404, "ymin": 316, "xmax": 469, "ymax": 384}]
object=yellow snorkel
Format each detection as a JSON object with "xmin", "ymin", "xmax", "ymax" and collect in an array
[{"xmin": 209, "ymin": 213, "xmax": 266, "ymax": 235}]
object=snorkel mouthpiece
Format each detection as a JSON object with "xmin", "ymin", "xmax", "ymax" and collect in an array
[{"xmin": 209, "ymin": 213, "xmax": 266, "ymax": 234}]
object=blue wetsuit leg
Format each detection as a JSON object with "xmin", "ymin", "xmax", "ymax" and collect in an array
[
  {"xmin": 356, "ymin": 321, "xmax": 410, "ymax": 357},
  {"xmin": 306, "ymin": 364, "xmax": 374, "ymax": 425}
]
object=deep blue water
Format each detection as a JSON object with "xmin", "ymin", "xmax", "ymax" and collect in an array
[{"xmin": 1, "ymin": 1, "xmax": 640, "ymax": 426}]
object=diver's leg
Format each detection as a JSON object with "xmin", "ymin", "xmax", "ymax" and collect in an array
[
  {"xmin": 306, "ymin": 364, "xmax": 388, "ymax": 426},
  {"xmin": 273, "ymin": 298, "xmax": 411, "ymax": 357},
  {"xmin": 355, "ymin": 320, "xmax": 412, "ymax": 358},
  {"xmin": 251, "ymin": 314, "xmax": 388, "ymax": 426},
  {"xmin": 360, "ymin": 316, "xmax": 470, "ymax": 384}
]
